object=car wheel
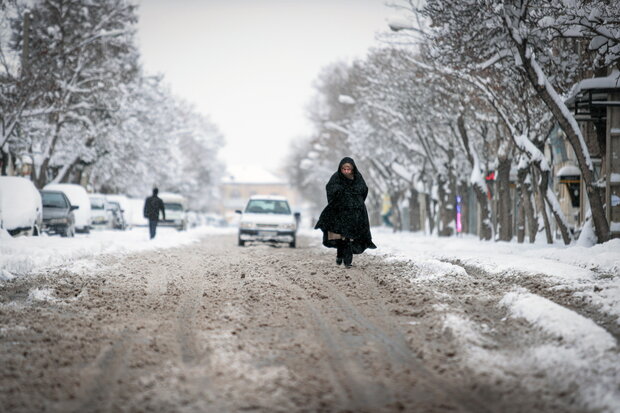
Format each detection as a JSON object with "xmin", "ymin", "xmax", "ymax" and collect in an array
[
  {"xmin": 32, "ymin": 224, "xmax": 40, "ymax": 236},
  {"xmin": 63, "ymin": 224, "xmax": 75, "ymax": 238},
  {"xmin": 289, "ymin": 237, "xmax": 296, "ymax": 248},
  {"xmin": 238, "ymin": 237, "xmax": 245, "ymax": 247}
]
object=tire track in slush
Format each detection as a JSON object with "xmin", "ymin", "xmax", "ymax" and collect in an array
[
  {"xmin": 175, "ymin": 263, "xmax": 209, "ymax": 365},
  {"xmin": 277, "ymin": 270, "xmax": 401, "ymax": 411},
  {"xmin": 70, "ymin": 330, "xmax": 134, "ymax": 413},
  {"xmin": 322, "ymin": 272, "xmax": 491, "ymax": 413},
  {"xmin": 280, "ymin": 259, "xmax": 491, "ymax": 413}
]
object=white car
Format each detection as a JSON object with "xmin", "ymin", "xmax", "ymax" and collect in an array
[
  {"xmin": 159, "ymin": 192, "xmax": 187, "ymax": 231},
  {"xmin": 89, "ymin": 194, "xmax": 112, "ymax": 229},
  {"xmin": 0, "ymin": 176, "xmax": 42, "ymax": 236},
  {"xmin": 236, "ymin": 195, "xmax": 299, "ymax": 248},
  {"xmin": 43, "ymin": 183, "xmax": 92, "ymax": 233}
]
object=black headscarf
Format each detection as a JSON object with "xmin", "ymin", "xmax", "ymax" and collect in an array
[{"xmin": 315, "ymin": 157, "xmax": 376, "ymax": 253}]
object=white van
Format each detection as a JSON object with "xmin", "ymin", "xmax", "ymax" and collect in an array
[
  {"xmin": 43, "ymin": 183, "xmax": 92, "ymax": 233},
  {"xmin": 0, "ymin": 176, "xmax": 43, "ymax": 236},
  {"xmin": 158, "ymin": 192, "xmax": 187, "ymax": 231}
]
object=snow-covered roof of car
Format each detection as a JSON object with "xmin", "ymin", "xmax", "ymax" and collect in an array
[
  {"xmin": 159, "ymin": 192, "xmax": 187, "ymax": 204},
  {"xmin": 249, "ymin": 195, "xmax": 288, "ymax": 201}
]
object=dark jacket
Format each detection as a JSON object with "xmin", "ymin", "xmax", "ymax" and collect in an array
[
  {"xmin": 144, "ymin": 195, "xmax": 165, "ymax": 221},
  {"xmin": 314, "ymin": 157, "xmax": 376, "ymax": 254}
]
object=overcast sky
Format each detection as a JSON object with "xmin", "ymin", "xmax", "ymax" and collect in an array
[{"xmin": 136, "ymin": 0, "xmax": 393, "ymax": 180}]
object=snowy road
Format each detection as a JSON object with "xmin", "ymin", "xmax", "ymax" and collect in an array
[{"xmin": 1, "ymin": 230, "xmax": 619, "ymax": 412}]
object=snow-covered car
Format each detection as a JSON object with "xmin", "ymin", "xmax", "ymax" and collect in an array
[
  {"xmin": 89, "ymin": 194, "xmax": 112, "ymax": 229},
  {"xmin": 0, "ymin": 176, "xmax": 43, "ymax": 236},
  {"xmin": 43, "ymin": 183, "xmax": 92, "ymax": 233},
  {"xmin": 106, "ymin": 200, "xmax": 126, "ymax": 230},
  {"xmin": 159, "ymin": 192, "xmax": 188, "ymax": 231},
  {"xmin": 125, "ymin": 197, "xmax": 148, "ymax": 228},
  {"xmin": 236, "ymin": 195, "xmax": 299, "ymax": 248},
  {"xmin": 40, "ymin": 190, "xmax": 77, "ymax": 237},
  {"xmin": 105, "ymin": 194, "xmax": 130, "ymax": 230}
]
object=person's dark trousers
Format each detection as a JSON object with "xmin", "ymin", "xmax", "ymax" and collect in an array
[{"xmin": 149, "ymin": 219, "xmax": 158, "ymax": 239}]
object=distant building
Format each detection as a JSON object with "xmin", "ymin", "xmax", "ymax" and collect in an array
[{"xmin": 219, "ymin": 165, "xmax": 303, "ymax": 222}]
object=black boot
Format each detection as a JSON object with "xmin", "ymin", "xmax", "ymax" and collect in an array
[
  {"xmin": 343, "ymin": 239, "xmax": 353, "ymax": 268},
  {"xmin": 336, "ymin": 240, "xmax": 344, "ymax": 265}
]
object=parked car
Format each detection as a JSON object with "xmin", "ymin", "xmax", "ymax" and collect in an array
[
  {"xmin": 89, "ymin": 194, "xmax": 112, "ymax": 229},
  {"xmin": 159, "ymin": 192, "xmax": 188, "ymax": 231},
  {"xmin": 236, "ymin": 195, "xmax": 299, "ymax": 248},
  {"xmin": 40, "ymin": 190, "xmax": 78, "ymax": 237},
  {"xmin": 106, "ymin": 200, "xmax": 126, "ymax": 230},
  {"xmin": 105, "ymin": 194, "xmax": 130, "ymax": 230},
  {"xmin": 43, "ymin": 183, "xmax": 91, "ymax": 233},
  {"xmin": 0, "ymin": 176, "xmax": 42, "ymax": 236},
  {"xmin": 125, "ymin": 197, "xmax": 148, "ymax": 228}
]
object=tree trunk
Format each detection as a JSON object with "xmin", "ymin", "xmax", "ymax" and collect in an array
[
  {"xmin": 517, "ymin": 196, "xmax": 525, "ymax": 243},
  {"xmin": 496, "ymin": 156, "xmax": 513, "ymax": 241},
  {"xmin": 539, "ymin": 169, "xmax": 572, "ymax": 245},
  {"xmin": 425, "ymin": 193, "xmax": 435, "ymax": 235},
  {"xmin": 533, "ymin": 169, "xmax": 553, "ymax": 244},
  {"xmin": 516, "ymin": 172, "xmax": 526, "ymax": 243},
  {"xmin": 368, "ymin": 189, "xmax": 382, "ymax": 227},
  {"xmin": 437, "ymin": 178, "xmax": 454, "ymax": 236},
  {"xmin": 456, "ymin": 115, "xmax": 492, "ymax": 240},
  {"xmin": 518, "ymin": 167, "xmax": 538, "ymax": 243},
  {"xmin": 35, "ymin": 120, "xmax": 63, "ymax": 188},
  {"xmin": 408, "ymin": 188, "xmax": 421, "ymax": 232},
  {"xmin": 390, "ymin": 193, "xmax": 403, "ymax": 232},
  {"xmin": 517, "ymin": 45, "xmax": 610, "ymax": 243},
  {"xmin": 458, "ymin": 181, "xmax": 469, "ymax": 234}
]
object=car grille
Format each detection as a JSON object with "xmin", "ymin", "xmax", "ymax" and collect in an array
[{"xmin": 256, "ymin": 224, "xmax": 278, "ymax": 229}]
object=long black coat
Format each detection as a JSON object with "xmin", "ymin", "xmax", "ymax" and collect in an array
[
  {"xmin": 314, "ymin": 157, "xmax": 376, "ymax": 254},
  {"xmin": 143, "ymin": 195, "xmax": 165, "ymax": 221}
]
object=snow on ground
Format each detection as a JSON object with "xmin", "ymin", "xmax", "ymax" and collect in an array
[
  {"xmin": 368, "ymin": 227, "xmax": 620, "ymax": 412},
  {"xmin": 0, "ymin": 225, "xmax": 236, "ymax": 280},
  {"xmin": 1, "ymin": 224, "xmax": 619, "ymax": 410},
  {"xmin": 369, "ymin": 227, "xmax": 620, "ymax": 321}
]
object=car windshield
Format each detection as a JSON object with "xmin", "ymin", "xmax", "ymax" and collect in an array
[
  {"xmin": 245, "ymin": 199, "xmax": 291, "ymax": 214},
  {"xmin": 165, "ymin": 203, "xmax": 183, "ymax": 211},
  {"xmin": 106, "ymin": 202, "xmax": 120, "ymax": 211},
  {"xmin": 42, "ymin": 192, "xmax": 68, "ymax": 208},
  {"xmin": 90, "ymin": 198, "xmax": 105, "ymax": 210}
]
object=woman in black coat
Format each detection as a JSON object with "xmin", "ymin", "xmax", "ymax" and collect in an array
[{"xmin": 314, "ymin": 157, "xmax": 376, "ymax": 268}]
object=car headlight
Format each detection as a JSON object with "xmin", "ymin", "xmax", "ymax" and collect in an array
[
  {"xmin": 279, "ymin": 223, "xmax": 295, "ymax": 230},
  {"xmin": 240, "ymin": 222, "xmax": 255, "ymax": 229},
  {"xmin": 49, "ymin": 218, "xmax": 68, "ymax": 224}
]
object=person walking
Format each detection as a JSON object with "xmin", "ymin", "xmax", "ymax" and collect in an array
[
  {"xmin": 143, "ymin": 187, "xmax": 165, "ymax": 239},
  {"xmin": 315, "ymin": 157, "xmax": 376, "ymax": 268}
]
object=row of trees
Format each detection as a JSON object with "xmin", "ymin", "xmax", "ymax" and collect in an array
[
  {"xmin": 0, "ymin": 0, "xmax": 224, "ymax": 210},
  {"xmin": 288, "ymin": 0, "xmax": 620, "ymax": 244}
]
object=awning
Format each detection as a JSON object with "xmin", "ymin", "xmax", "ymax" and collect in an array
[{"xmin": 555, "ymin": 164, "xmax": 581, "ymax": 177}]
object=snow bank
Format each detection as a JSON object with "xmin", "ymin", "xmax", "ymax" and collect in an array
[
  {"xmin": 444, "ymin": 311, "xmax": 620, "ymax": 413},
  {"xmin": 500, "ymin": 288, "xmax": 616, "ymax": 352},
  {"xmin": 0, "ymin": 226, "xmax": 236, "ymax": 280},
  {"xmin": 370, "ymin": 228, "xmax": 620, "ymax": 283}
]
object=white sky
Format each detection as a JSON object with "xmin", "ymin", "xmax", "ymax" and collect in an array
[{"xmin": 136, "ymin": 0, "xmax": 393, "ymax": 180}]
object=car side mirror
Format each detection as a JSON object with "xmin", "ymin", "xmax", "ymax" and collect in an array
[
  {"xmin": 70, "ymin": 205, "xmax": 79, "ymax": 211},
  {"xmin": 294, "ymin": 212, "xmax": 301, "ymax": 219},
  {"xmin": 235, "ymin": 210, "xmax": 242, "ymax": 214},
  {"xmin": 120, "ymin": 209, "xmax": 125, "ymax": 213}
]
